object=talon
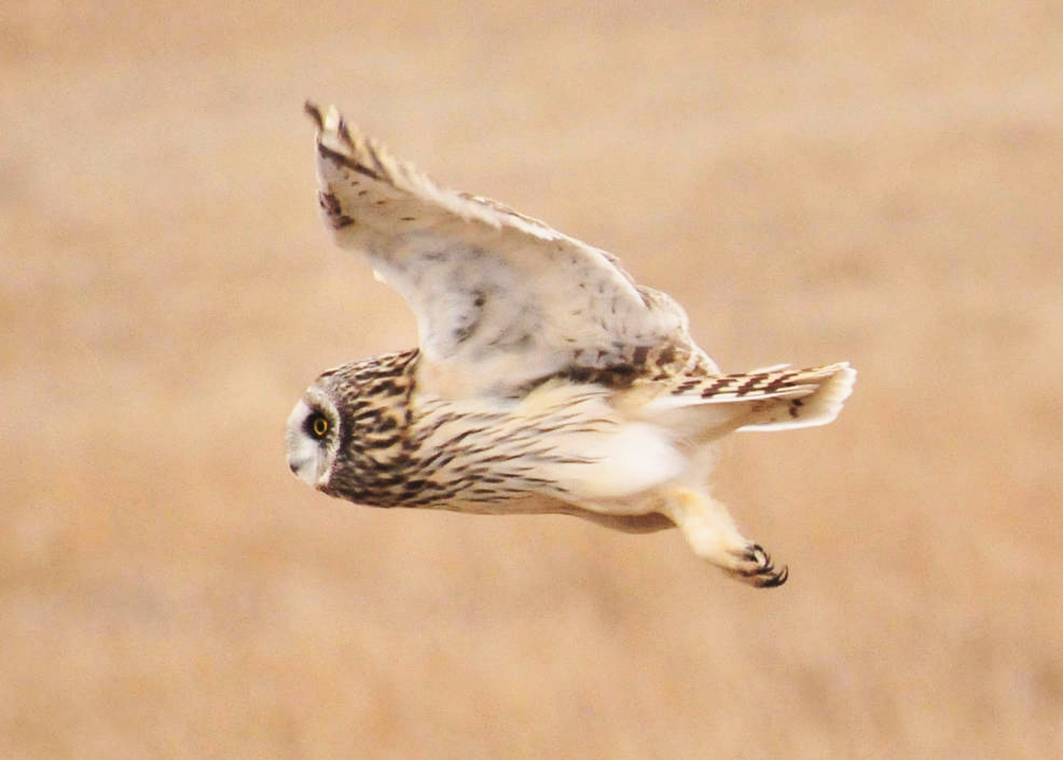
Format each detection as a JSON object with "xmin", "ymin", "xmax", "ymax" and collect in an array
[
  {"xmin": 756, "ymin": 564, "xmax": 789, "ymax": 588},
  {"xmin": 730, "ymin": 543, "xmax": 788, "ymax": 587}
]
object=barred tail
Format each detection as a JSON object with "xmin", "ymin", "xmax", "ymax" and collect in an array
[
  {"xmin": 650, "ymin": 361, "xmax": 857, "ymax": 431},
  {"xmin": 737, "ymin": 362, "xmax": 857, "ymax": 431}
]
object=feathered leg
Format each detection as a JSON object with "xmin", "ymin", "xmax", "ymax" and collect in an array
[{"xmin": 660, "ymin": 487, "xmax": 788, "ymax": 588}]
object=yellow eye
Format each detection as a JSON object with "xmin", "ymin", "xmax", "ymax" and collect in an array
[{"xmin": 312, "ymin": 415, "xmax": 329, "ymax": 437}]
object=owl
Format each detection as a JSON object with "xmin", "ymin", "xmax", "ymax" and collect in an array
[{"xmin": 287, "ymin": 102, "xmax": 856, "ymax": 587}]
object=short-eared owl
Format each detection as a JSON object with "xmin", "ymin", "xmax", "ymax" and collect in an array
[{"xmin": 287, "ymin": 102, "xmax": 856, "ymax": 587}]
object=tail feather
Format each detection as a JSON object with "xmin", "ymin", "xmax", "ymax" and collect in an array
[
  {"xmin": 649, "ymin": 362, "xmax": 856, "ymax": 431},
  {"xmin": 737, "ymin": 363, "xmax": 856, "ymax": 431}
]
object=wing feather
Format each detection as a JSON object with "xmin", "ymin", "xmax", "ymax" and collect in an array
[{"xmin": 306, "ymin": 102, "xmax": 692, "ymax": 396}]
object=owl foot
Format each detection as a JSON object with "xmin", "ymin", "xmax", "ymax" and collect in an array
[
  {"xmin": 661, "ymin": 488, "xmax": 790, "ymax": 589},
  {"xmin": 729, "ymin": 543, "xmax": 788, "ymax": 588}
]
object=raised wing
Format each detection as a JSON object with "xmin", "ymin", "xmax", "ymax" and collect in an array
[{"xmin": 306, "ymin": 102, "xmax": 698, "ymax": 397}]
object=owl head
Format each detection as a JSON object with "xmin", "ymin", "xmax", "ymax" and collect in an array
[
  {"xmin": 285, "ymin": 349, "xmax": 420, "ymax": 499},
  {"xmin": 285, "ymin": 382, "xmax": 342, "ymax": 488}
]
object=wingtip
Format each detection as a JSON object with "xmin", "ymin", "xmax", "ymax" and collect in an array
[
  {"xmin": 333, "ymin": 110, "xmax": 354, "ymax": 148},
  {"xmin": 307, "ymin": 102, "xmax": 357, "ymax": 151},
  {"xmin": 304, "ymin": 100, "xmax": 324, "ymax": 130}
]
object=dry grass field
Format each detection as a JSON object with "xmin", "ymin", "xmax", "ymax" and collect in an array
[{"xmin": 3, "ymin": 1, "xmax": 1062, "ymax": 757}]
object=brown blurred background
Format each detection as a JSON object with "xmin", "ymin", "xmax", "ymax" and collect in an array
[{"xmin": 3, "ymin": 1, "xmax": 1062, "ymax": 757}]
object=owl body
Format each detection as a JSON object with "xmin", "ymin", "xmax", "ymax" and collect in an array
[
  {"xmin": 289, "ymin": 349, "xmax": 692, "ymax": 517},
  {"xmin": 286, "ymin": 103, "xmax": 857, "ymax": 586}
]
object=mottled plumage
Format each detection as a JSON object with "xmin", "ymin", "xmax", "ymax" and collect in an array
[{"xmin": 287, "ymin": 102, "xmax": 857, "ymax": 586}]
